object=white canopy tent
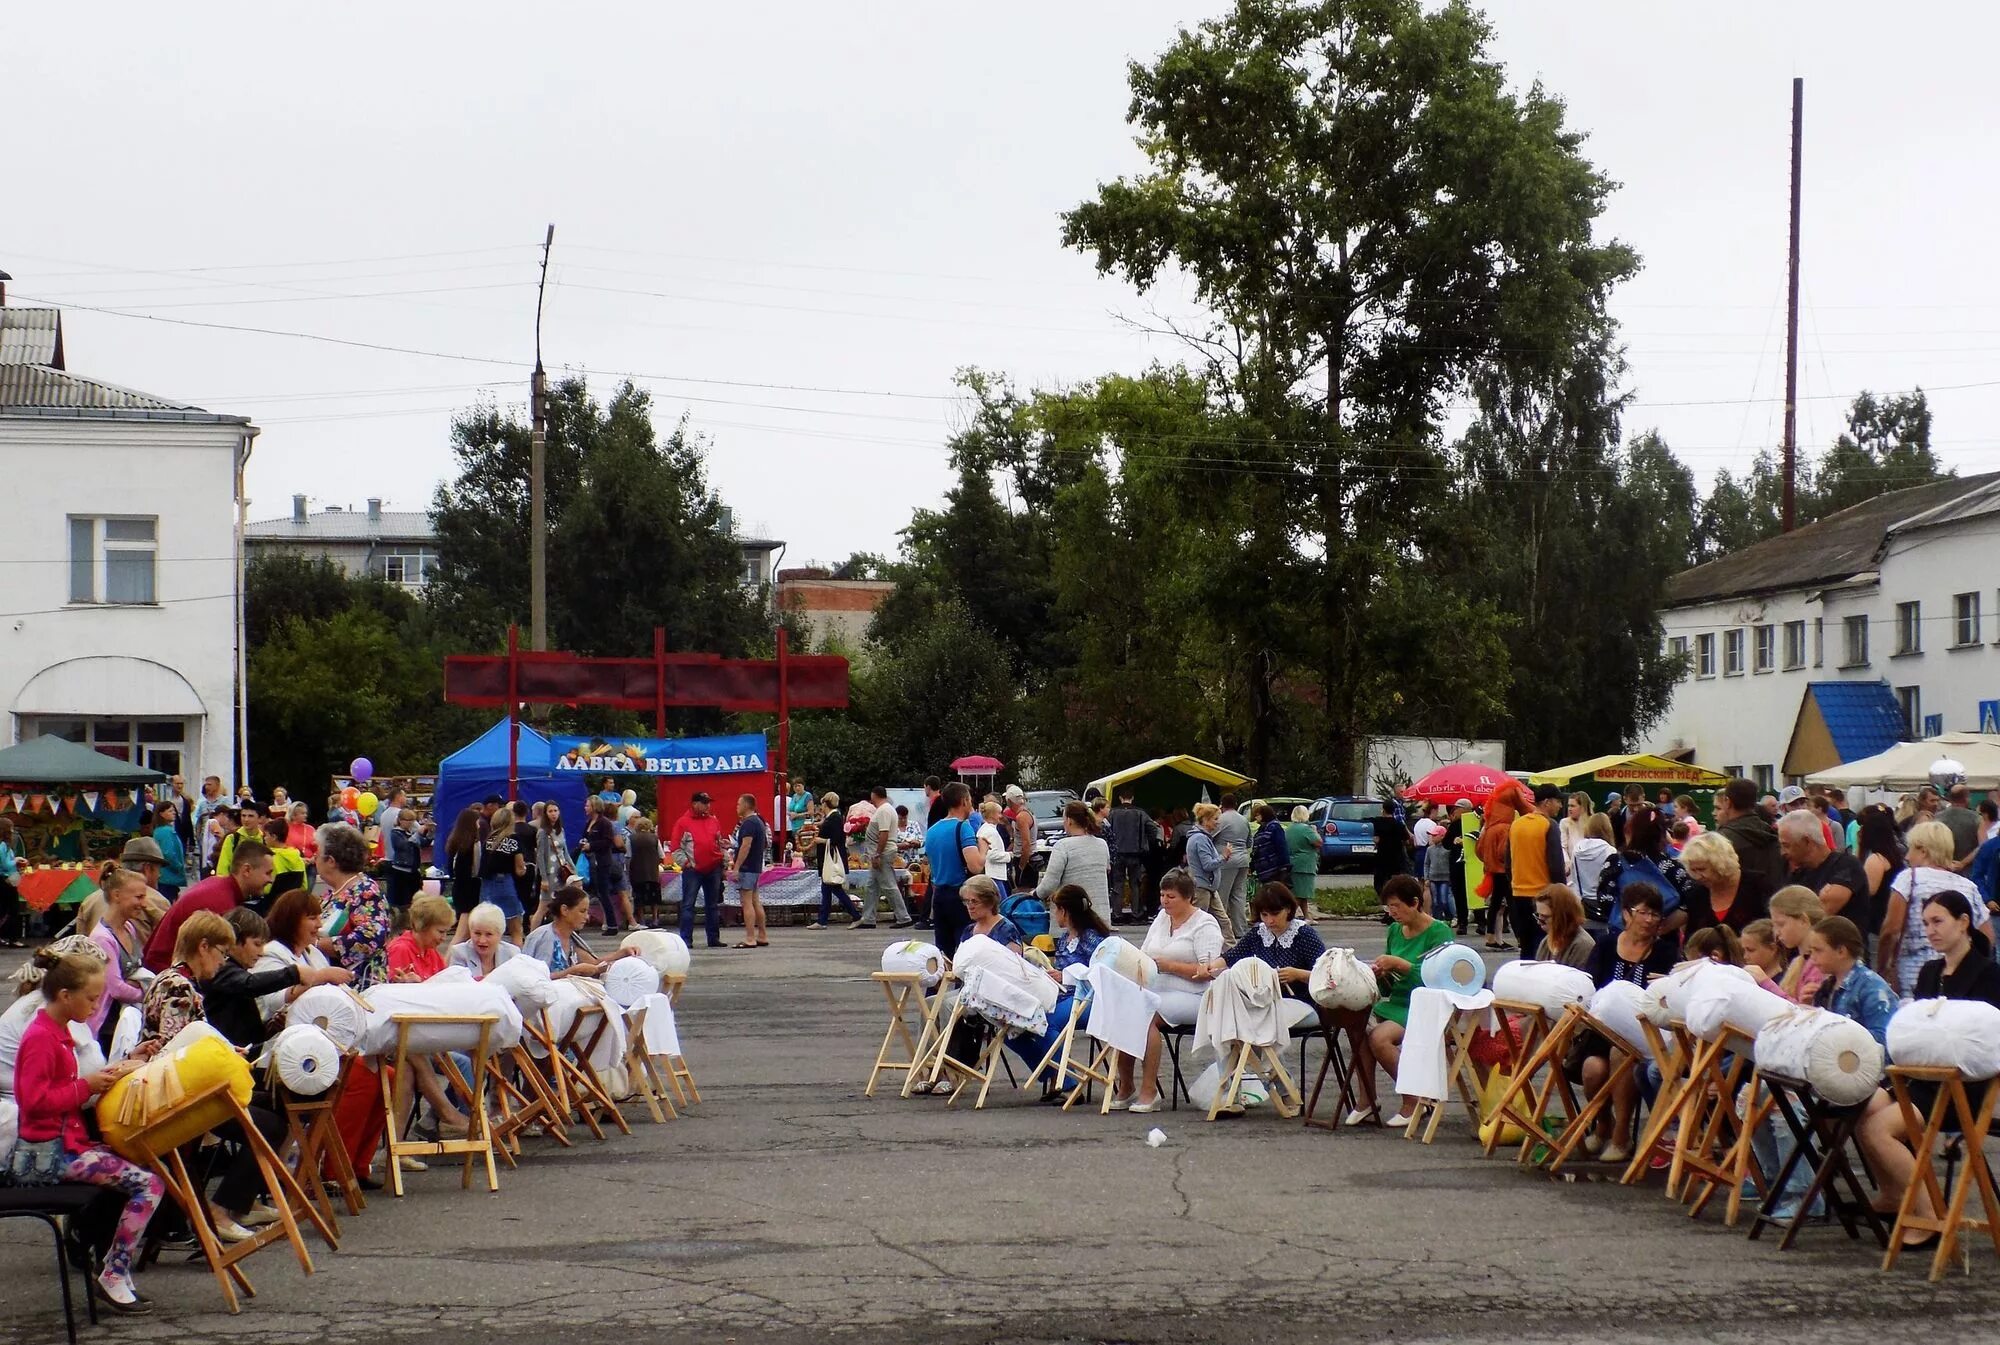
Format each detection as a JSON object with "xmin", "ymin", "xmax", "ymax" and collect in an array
[{"xmin": 1805, "ymin": 732, "xmax": 2000, "ymax": 791}]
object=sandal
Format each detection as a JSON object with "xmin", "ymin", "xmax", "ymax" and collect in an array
[{"xmin": 731, "ymin": 941, "xmax": 756, "ymax": 949}]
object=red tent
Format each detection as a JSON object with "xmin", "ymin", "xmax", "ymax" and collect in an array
[
  {"xmin": 951, "ymin": 755, "xmax": 1004, "ymax": 774},
  {"xmin": 1402, "ymin": 762, "xmax": 1516, "ymax": 805}
]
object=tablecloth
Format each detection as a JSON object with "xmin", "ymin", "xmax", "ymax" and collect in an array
[
  {"xmin": 18, "ymin": 868, "xmax": 96, "ymax": 912},
  {"xmin": 1395, "ymin": 986, "xmax": 1497, "ymax": 1103},
  {"xmin": 719, "ymin": 866, "xmax": 819, "ymax": 908}
]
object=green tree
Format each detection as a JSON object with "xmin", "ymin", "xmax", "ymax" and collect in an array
[
  {"xmin": 427, "ymin": 377, "xmax": 765, "ymax": 662},
  {"xmin": 1059, "ymin": 0, "xmax": 1637, "ymax": 782},
  {"xmin": 1815, "ymin": 390, "xmax": 1946, "ymax": 517}
]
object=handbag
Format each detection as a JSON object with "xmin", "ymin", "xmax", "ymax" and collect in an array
[{"xmin": 4, "ymin": 1136, "xmax": 67, "ymax": 1187}]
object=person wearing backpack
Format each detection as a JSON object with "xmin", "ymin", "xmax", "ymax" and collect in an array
[
  {"xmin": 923, "ymin": 784, "xmax": 985, "ymax": 956},
  {"xmin": 1593, "ymin": 805, "xmax": 1692, "ymax": 947}
]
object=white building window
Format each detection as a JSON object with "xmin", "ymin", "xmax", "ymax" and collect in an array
[
  {"xmin": 378, "ymin": 548, "xmax": 437, "ymax": 589},
  {"xmin": 1723, "ymin": 628, "xmax": 1745, "ymax": 676},
  {"xmin": 1752, "ymin": 765, "xmax": 1775, "ymax": 793},
  {"xmin": 1897, "ymin": 685, "xmax": 1922, "ymax": 737},
  {"xmin": 1843, "ymin": 615, "xmax": 1869, "ymax": 668},
  {"xmin": 1695, "ymin": 633, "xmax": 1716, "ymax": 678},
  {"xmin": 1725, "ymin": 764, "xmax": 1744, "ymax": 781},
  {"xmin": 1955, "ymin": 592, "xmax": 1981, "ymax": 648},
  {"xmin": 68, "ymin": 516, "xmax": 157, "ymax": 605},
  {"xmin": 1753, "ymin": 624, "xmax": 1775, "ymax": 673},
  {"xmin": 1896, "ymin": 601, "xmax": 1922, "ymax": 656},
  {"xmin": 25, "ymin": 716, "xmax": 187, "ymax": 777},
  {"xmin": 1783, "ymin": 620, "xmax": 1807, "ymax": 670},
  {"xmin": 1667, "ymin": 636, "xmax": 1689, "ymax": 677}
]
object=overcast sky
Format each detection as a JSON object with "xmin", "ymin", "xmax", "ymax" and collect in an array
[{"xmin": 10, "ymin": 2, "xmax": 2000, "ymax": 569}]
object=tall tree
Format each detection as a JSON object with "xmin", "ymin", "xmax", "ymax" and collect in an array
[
  {"xmin": 1060, "ymin": 0, "xmax": 1637, "ymax": 782},
  {"xmin": 427, "ymin": 377, "xmax": 765, "ymax": 661},
  {"xmin": 1815, "ymin": 389, "xmax": 1946, "ymax": 517}
]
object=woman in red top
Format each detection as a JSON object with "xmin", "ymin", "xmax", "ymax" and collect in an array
[
  {"xmin": 386, "ymin": 895, "xmax": 454, "ymax": 983},
  {"xmin": 10, "ymin": 953, "xmax": 159, "ymax": 1312}
]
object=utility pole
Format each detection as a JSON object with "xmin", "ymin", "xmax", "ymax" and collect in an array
[
  {"xmin": 530, "ymin": 224, "xmax": 555, "ymax": 649},
  {"xmin": 1781, "ymin": 78, "xmax": 1803, "ymax": 533}
]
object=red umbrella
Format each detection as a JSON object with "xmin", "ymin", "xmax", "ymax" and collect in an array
[
  {"xmin": 951, "ymin": 755, "xmax": 1004, "ymax": 774},
  {"xmin": 1402, "ymin": 763, "xmax": 1517, "ymax": 805}
]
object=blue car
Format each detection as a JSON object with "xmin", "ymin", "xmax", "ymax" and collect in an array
[{"xmin": 1310, "ymin": 796, "xmax": 1387, "ymax": 870}]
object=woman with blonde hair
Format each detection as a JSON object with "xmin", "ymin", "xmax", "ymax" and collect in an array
[
  {"xmin": 1183, "ymin": 803, "xmax": 1233, "ymax": 939},
  {"xmin": 1878, "ymin": 818, "xmax": 1990, "ymax": 999},
  {"xmin": 478, "ymin": 805, "xmax": 528, "ymax": 942},
  {"xmin": 1767, "ymin": 886, "xmax": 1827, "ymax": 1002},
  {"xmin": 83, "ymin": 862, "xmax": 151, "ymax": 1050},
  {"xmin": 1680, "ymin": 830, "xmax": 1769, "ymax": 935}
]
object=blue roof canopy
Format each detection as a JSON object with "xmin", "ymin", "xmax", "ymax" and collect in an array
[{"xmin": 1809, "ymin": 681, "xmax": 1909, "ymax": 762}]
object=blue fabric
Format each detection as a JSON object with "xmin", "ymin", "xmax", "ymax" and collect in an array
[
  {"xmin": 433, "ymin": 719, "xmax": 589, "ymax": 856},
  {"xmin": 1971, "ymin": 836, "xmax": 2000, "ymax": 906},
  {"xmin": 1815, "ymin": 962, "xmax": 1897, "ymax": 1050},
  {"xmin": 1185, "ymin": 829, "xmax": 1221, "ymax": 889},
  {"xmin": 152, "ymin": 826, "xmax": 186, "ymax": 887},
  {"xmin": 1250, "ymin": 819, "xmax": 1290, "ymax": 881},
  {"xmin": 924, "ymin": 817, "xmax": 977, "ymax": 887},
  {"xmin": 1008, "ymin": 991, "xmax": 1088, "ymax": 1084},
  {"xmin": 1809, "ymin": 680, "xmax": 1909, "ymax": 763},
  {"xmin": 1000, "ymin": 890, "xmax": 1048, "ymax": 940},
  {"xmin": 1052, "ymin": 930, "xmax": 1103, "ymax": 974}
]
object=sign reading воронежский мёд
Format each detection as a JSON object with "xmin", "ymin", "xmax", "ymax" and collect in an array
[{"xmin": 549, "ymin": 733, "xmax": 768, "ymax": 777}]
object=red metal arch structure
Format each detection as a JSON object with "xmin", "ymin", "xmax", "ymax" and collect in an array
[{"xmin": 445, "ymin": 627, "xmax": 848, "ymax": 836}]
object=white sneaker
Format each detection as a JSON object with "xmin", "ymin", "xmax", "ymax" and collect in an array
[
  {"xmin": 398, "ymin": 1155, "xmax": 429, "ymax": 1173},
  {"xmin": 1344, "ymin": 1106, "xmax": 1379, "ymax": 1126}
]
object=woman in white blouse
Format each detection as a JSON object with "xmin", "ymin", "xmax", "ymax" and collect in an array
[
  {"xmin": 253, "ymin": 888, "xmax": 336, "ymax": 1027},
  {"xmin": 1113, "ymin": 867, "xmax": 1223, "ymax": 1114},
  {"xmin": 448, "ymin": 902, "xmax": 523, "ymax": 977}
]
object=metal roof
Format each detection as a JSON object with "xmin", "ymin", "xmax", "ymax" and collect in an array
[
  {"xmin": 0, "ymin": 365, "xmax": 250, "ymax": 423},
  {"xmin": 1807, "ymin": 680, "xmax": 1908, "ymax": 763},
  {"xmin": 1663, "ymin": 472, "xmax": 2000, "ymax": 609},
  {"xmin": 245, "ymin": 509, "xmax": 436, "ymax": 542},
  {"xmin": 0, "ymin": 308, "xmax": 61, "ymax": 367}
]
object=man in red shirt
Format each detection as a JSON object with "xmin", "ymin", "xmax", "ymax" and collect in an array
[
  {"xmin": 144, "ymin": 840, "xmax": 275, "ymax": 971},
  {"xmin": 666, "ymin": 792, "xmax": 727, "ymax": 951}
]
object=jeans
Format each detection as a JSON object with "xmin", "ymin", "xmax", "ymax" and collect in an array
[
  {"xmin": 1750, "ymin": 1110, "xmax": 1825, "ymax": 1216},
  {"xmin": 931, "ymin": 883, "xmax": 970, "ymax": 958},
  {"xmin": 1110, "ymin": 854, "xmax": 1148, "ymax": 916},
  {"xmin": 678, "ymin": 865, "xmax": 724, "ymax": 947},
  {"xmin": 1428, "ymin": 879, "xmax": 1456, "ymax": 924},
  {"xmin": 860, "ymin": 848, "xmax": 909, "ymax": 925},
  {"xmin": 818, "ymin": 880, "xmax": 861, "ymax": 924}
]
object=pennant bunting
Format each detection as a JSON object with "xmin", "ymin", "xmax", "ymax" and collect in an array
[{"xmin": 83, "ymin": 791, "xmax": 99, "ymax": 812}]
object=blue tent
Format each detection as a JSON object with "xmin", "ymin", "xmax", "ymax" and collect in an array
[{"xmin": 433, "ymin": 719, "xmax": 588, "ymax": 853}]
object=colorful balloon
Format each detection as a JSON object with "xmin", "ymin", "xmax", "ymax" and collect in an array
[
  {"xmin": 350, "ymin": 757, "xmax": 374, "ymax": 783},
  {"xmin": 341, "ymin": 786, "xmax": 359, "ymax": 810},
  {"xmin": 357, "ymin": 791, "xmax": 379, "ymax": 817}
]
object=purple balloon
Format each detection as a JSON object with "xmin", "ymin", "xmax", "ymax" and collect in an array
[{"xmin": 350, "ymin": 757, "xmax": 374, "ymax": 783}]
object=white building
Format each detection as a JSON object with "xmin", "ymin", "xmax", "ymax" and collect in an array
[
  {"xmin": 1643, "ymin": 472, "xmax": 2000, "ymax": 790},
  {"xmin": 246, "ymin": 495, "xmax": 438, "ymax": 590},
  {"xmin": 0, "ymin": 300, "xmax": 255, "ymax": 784}
]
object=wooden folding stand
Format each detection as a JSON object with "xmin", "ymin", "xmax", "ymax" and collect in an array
[
  {"xmin": 658, "ymin": 972, "xmax": 701, "ymax": 1106},
  {"xmin": 1884, "ymin": 1064, "xmax": 2000, "ymax": 1281},
  {"xmin": 377, "ymin": 1014, "xmax": 501, "ymax": 1198},
  {"xmin": 1022, "ymin": 991, "xmax": 1094, "ymax": 1100},
  {"xmin": 1666, "ymin": 1026, "xmax": 1757, "ymax": 1208},
  {"xmin": 1479, "ymin": 1001, "xmax": 1579, "ymax": 1165},
  {"xmin": 1544, "ymin": 1014, "xmax": 1647, "ymax": 1174},
  {"xmin": 1623, "ymin": 1019, "xmax": 1699, "ymax": 1186},
  {"xmin": 273, "ymin": 1049, "xmax": 365, "ymax": 1245},
  {"xmin": 488, "ymin": 1040, "xmax": 572, "ymax": 1154},
  {"xmin": 558, "ymin": 1004, "xmax": 633, "ymax": 1137},
  {"xmin": 124, "ymin": 1081, "xmax": 334, "ymax": 1314},
  {"xmin": 526, "ymin": 1009, "xmax": 609, "ymax": 1140},
  {"xmin": 1402, "ymin": 1005, "xmax": 1488, "ymax": 1144},
  {"xmin": 622, "ymin": 999, "xmax": 680, "ymax": 1123},
  {"xmin": 1210, "ymin": 1036, "xmax": 1303, "ymax": 1122},
  {"xmin": 927, "ymin": 995, "xmax": 1010, "ymax": 1110},
  {"xmin": 1744, "ymin": 1070, "xmax": 1886, "ymax": 1251},
  {"xmin": 867, "ymin": 970, "xmax": 937, "ymax": 1098},
  {"xmin": 1720, "ymin": 1067, "xmax": 1776, "ymax": 1227}
]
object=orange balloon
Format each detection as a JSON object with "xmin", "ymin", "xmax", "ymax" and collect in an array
[{"xmin": 341, "ymin": 786, "xmax": 359, "ymax": 809}]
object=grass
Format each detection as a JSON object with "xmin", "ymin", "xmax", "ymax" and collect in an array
[{"xmin": 1313, "ymin": 887, "xmax": 1381, "ymax": 918}]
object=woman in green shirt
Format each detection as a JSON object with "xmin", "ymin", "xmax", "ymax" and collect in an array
[
  {"xmin": 1285, "ymin": 806, "xmax": 1320, "ymax": 907},
  {"xmin": 1348, "ymin": 873, "xmax": 1455, "ymax": 1126}
]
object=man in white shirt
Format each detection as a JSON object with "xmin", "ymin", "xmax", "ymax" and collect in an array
[{"xmin": 858, "ymin": 786, "xmax": 911, "ymax": 929}]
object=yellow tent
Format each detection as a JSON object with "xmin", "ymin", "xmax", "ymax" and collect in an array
[
  {"xmin": 1083, "ymin": 755, "xmax": 1256, "ymax": 811},
  {"xmin": 1527, "ymin": 754, "xmax": 1730, "ymax": 789}
]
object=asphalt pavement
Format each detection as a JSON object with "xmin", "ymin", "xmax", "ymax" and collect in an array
[{"xmin": 5, "ymin": 916, "xmax": 2000, "ymax": 1345}]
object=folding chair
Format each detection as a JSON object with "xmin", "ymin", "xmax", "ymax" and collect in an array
[
  {"xmin": 1623, "ymin": 1019, "xmax": 1699, "ymax": 1185},
  {"xmin": 122, "ymin": 1080, "xmax": 335, "ymax": 1313},
  {"xmin": 0, "ymin": 1185, "xmax": 101, "ymax": 1345},
  {"xmin": 867, "ymin": 970, "xmax": 937, "ymax": 1098},
  {"xmin": 273, "ymin": 1049, "xmax": 366, "ymax": 1244},
  {"xmin": 1743, "ymin": 1070, "xmax": 1887, "ymax": 1251},
  {"xmin": 1544, "ymin": 1012, "xmax": 1647, "ymax": 1173},
  {"xmin": 1064, "ymin": 965, "xmax": 1159, "ymax": 1113},
  {"xmin": 1884, "ymin": 1064, "xmax": 2000, "ymax": 1281},
  {"xmin": 1666, "ymin": 1026, "xmax": 1757, "ymax": 1207},
  {"xmin": 377, "ymin": 1015, "xmax": 502, "ymax": 1198},
  {"xmin": 558, "ymin": 1003, "xmax": 633, "ymax": 1137},
  {"xmin": 1301, "ymin": 1005, "xmax": 1369, "ymax": 1131},
  {"xmin": 1160, "ymin": 1022, "xmax": 1197, "ymax": 1110},
  {"xmin": 622, "ymin": 998, "xmax": 680, "ymax": 1122}
]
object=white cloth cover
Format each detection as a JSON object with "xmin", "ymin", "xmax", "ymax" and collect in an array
[
  {"xmin": 957, "ymin": 965, "xmax": 1049, "ymax": 1037},
  {"xmin": 360, "ymin": 980, "xmax": 524, "ymax": 1056},
  {"xmin": 1394, "ymin": 985, "xmax": 1497, "ymax": 1102},
  {"xmin": 1089, "ymin": 936, "xmax": 1158, "ymax": 989},
  {"xmin": 484, "ymin": 954, "xmax": 561, "ymax": 1013},
  {"xmin": 881, "ymin": 940, "xmax": 947, "ymax": 988},
  {"xmin": 1887, "ymin": 999, "xmax": 2000, "ymax": 1080},
  {"xmin": 1754, "ymin": 1006, "xmax": 1886, "ymax": 1104},
  {"xmin": 289, "ymin": 985, "xmax": 370, "ymax": 1049},
  {"xmin": 1082, "ymin": 966, "xmax": 1160, "ymax": 1058},
  {"xmin": 954, "ymin": 934, "xmax": 1059, "ymax": 1015},
  {"xmin": 621, "ymin": 929, "xmax": 691, "ymax": 980},
  {"xmin": 1590, "ymin": 982, "xmax": 1656, "ymax": 1059},
  {"xmin": 105, "ymin": 1005, "xmax": 142, "ymax": 1065},
  {"xmin": 632, "ymin": 993, "xmax": 683, "ymax": 1058},
  {"xmin": 1420, "ymin": 943, "xmax": 1486, "ymax": 994},
  {"xmin": 0, "ymin": 1097, "xmax": 15, "ymax": 1166},
  {"xmin": 71, "ymin": 1021, "xmax": 106, "ymax": 1080},
  {"xmin": 603, "ymin": 958, "xmax": 662, "ymax": 1009},
  {"xmin": 269, "ymin": 1024, "xmax": 343, "ymax": 1096},
  {"xmin": 1641, "ymin": 960, "xmax": 1754, "ymax": 1026},
  {"xmin": 528, "ymin": 977, "xmax": 628, "ymax": 1073},
  {"xmin": 1683, "ymin": 979, "xmax": 1789, "ymax": 1044},
  {"xmin": 1194, "ymin": 959, "xmax": 1287, "ymax": 1057},
  {"xmin": 1491, "ymin": 960, "xmax": 1595, "ymax": 1017},
  {"xmin": 1189, "ymin": 1061, "xmax": 1272, "ymax": 1111},
  {"xmin": 1308, "ymin": 947, "xmax": 1379, "ymax": 1011}
]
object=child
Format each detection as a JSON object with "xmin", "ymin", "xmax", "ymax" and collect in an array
[{"xmin": 10, "ymin": 951, "xmax": 156, "ymax": 1312}]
